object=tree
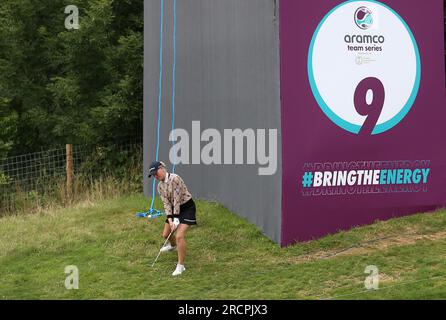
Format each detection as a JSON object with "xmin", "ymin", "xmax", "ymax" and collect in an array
[
  {"xmin": 0, "ymin": 98, "xmax": 17, "ymax": 161},
  {"xmin": 0, "ymin": 0, "xmax": 143, "ymax": 156}
]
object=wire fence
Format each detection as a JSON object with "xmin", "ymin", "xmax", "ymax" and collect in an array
[{"xmin": 0, "ymin": 139, "xmax": 143, "ymax": 214}]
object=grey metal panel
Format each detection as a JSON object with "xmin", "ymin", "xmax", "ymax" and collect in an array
[{"xmin": 144, "ymin": 0, "xmax": 282, "ymax": 244}]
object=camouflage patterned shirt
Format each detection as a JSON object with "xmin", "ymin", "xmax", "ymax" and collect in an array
[{"xmin": 157, "ymin": 173, "xmax": 193, "ymax": 216}]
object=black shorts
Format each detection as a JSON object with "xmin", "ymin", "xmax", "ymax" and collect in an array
[{"xmin": 165, "ymin": 198, "xmax": 197, "ymax": 225}]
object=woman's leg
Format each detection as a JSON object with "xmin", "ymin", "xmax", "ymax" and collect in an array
[
  {"xmin": 162, "ymin": 223, "xmax": 176, "ymax": 246},
  {"xmin": 175, "ymin": 224, "xmax": 189, "ymax": 264}
]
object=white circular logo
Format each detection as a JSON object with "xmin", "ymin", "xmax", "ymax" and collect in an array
[{"xmin": 308, "ymin": 0, "xmax": 421, "ymax": 135}]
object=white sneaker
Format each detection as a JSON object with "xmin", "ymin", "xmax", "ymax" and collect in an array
[
  {"xmin": 172, "ymin": 264, "xmax": 186, "ymax": 276},
  {"xmin": 160, "ymin": 243, "xmax": 177, "ymax": 253}
]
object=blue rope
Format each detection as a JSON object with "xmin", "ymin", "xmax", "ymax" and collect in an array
[
  {"xmin": 149, "ymin": 0, "xmax": 165, "ymax": 211},
  {"xmin": 171, "ymin": 0, "xmax": 177, "ymax": 174},
  {"xmin": 147, "ymin": 0, "xmax": 177, "ymax": 213},
  {"xmin": 155, "ymin": 0, "xmax": 165, "ymax": 162}
]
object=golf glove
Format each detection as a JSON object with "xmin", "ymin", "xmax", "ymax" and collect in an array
[{"xmin": 173, "ymin": 218, "xmax": 180, "ymax": 227}]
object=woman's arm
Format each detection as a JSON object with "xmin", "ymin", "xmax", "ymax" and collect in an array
[
  {"xmin": 172, "ymin": 177, "xmax": 182, "ymax": 216},
  {"xmin": 158, "ymin": 184, "xmax": 173, "ymax": 217}
]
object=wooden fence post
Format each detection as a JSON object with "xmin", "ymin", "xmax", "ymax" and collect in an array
[{"xmin": 66, "ymin": 144, "xmax": 74, "ymax": 202}]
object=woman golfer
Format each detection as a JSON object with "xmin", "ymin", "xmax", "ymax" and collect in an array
[{"xmin": 148, "ymin": 161, "xmax": 197, "ymax": 276}]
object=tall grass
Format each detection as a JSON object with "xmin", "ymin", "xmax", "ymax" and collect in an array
[{"xmin": 0, "ymin": 143, "xmax": 143, "ymax": 216}]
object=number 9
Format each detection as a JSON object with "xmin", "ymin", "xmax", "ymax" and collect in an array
[{"xmin": 354, "ymin": 77, "xmax": 385, "ymax": 135}]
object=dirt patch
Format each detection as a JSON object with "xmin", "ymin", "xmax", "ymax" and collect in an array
[
  {"xmin": 373, "ymin": 231, "xmax": 446, "ymax": 250},
  {"xmin": 292, "ymin": 231, "xmax": 446, "ymax": 263}
]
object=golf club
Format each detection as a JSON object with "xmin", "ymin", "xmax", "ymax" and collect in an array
[{"xmin": 151, "ymin": 228, "xmax": 175, "ymax": 267}]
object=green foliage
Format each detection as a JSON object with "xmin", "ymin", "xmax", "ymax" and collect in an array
[
  {"xmin": 0, "ymin": 0, "xmax": 143, "ymax": 155},
  {"xmin": 0, "ymin": 97, "xmax": 18, "ymax": 161},
  {"xmin": 0, "ymin": 172, "xmax": 11, "ymax": 186}
]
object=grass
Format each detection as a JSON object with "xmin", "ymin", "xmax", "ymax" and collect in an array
[{"xmin": 0, "ymin": 195, "xmax": 445, "ymax": 300}]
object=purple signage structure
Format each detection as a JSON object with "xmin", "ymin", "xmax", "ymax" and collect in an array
[
  {"xmin": 145, "ymin": 0, "xmax": 445, "ymax": 247},
  {"xmin": 280, "ymin": 0, "xmax": 446, "ymax": 245}
]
